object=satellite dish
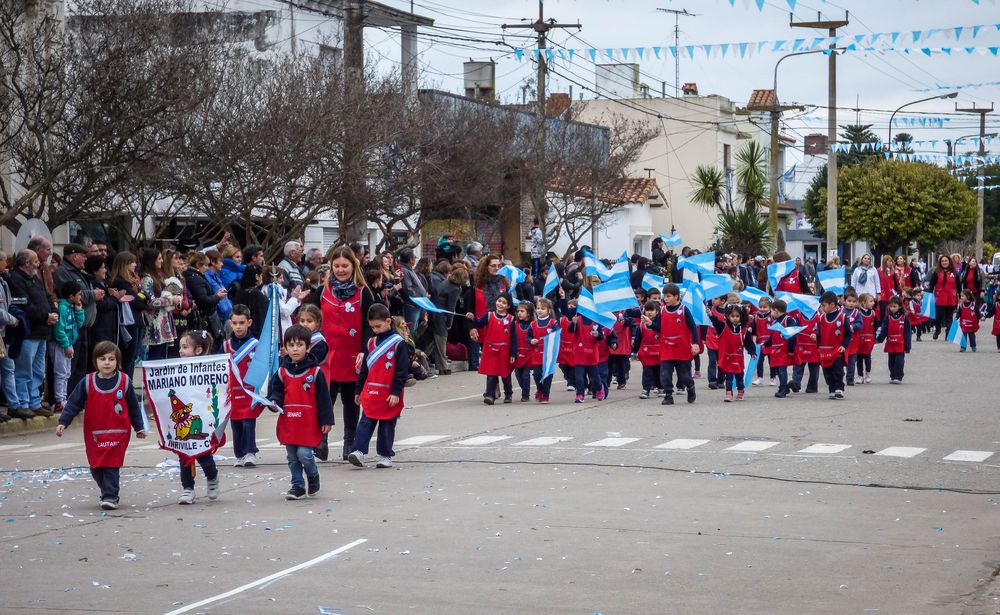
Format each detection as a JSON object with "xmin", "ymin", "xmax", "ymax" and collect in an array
[{"xmin": 14, "ymin": 219, "xmax": 52, "ymax": 251}]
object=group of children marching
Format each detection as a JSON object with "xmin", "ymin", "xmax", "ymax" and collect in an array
[{"xmin": 54, "ymin": 301, "xmax": 407, "ymax": 510}]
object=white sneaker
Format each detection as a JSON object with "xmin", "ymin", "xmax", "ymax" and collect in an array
[
  {"xmin": 206, "ymin": 478, "xmax": 220, "ymax": 500},
  {"xmin": 828, "ymin": 392, "xmax": 837, "ymax": 399},
  {"xmin": 178, "ymin": 489, "xmax": 195, "ymax": 505},
  {"xmin": 565, "ymin": 384, "xmax": 576, "ymax": 391},
  {"xmin": 834, "ymin": 390, "xmax": 844, "ymax": 399},
  {"xmin": 234, "ymin": 455, "xmax": 245, "ymax": 467},
  {"xmin": 375, "ymin": 456, "xmax": 393, "ymax": 468},
  {"xmin": 347, "ymin": 450, "xmax": 365, "ymax": 467},
  {"xmin": 864, "ymin": 374, "xmax": 872, "ymax": 384},
  {"xmin": 243, "ymin": 453, "xmax": 257, "ymax": 468},
  {"xmin": 751, "ymin": 378, "xmax": 762, "ymax": 386},
  {"xmin": 768, "ymin": 377, "xmax": 777, "ymax": 386}
]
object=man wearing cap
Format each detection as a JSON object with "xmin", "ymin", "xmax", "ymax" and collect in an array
[{"xmin": 53, "ymin": 243, "xmax": 103, "ymax": 392}]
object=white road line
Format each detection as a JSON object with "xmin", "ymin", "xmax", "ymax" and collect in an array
[
  {"xmin": 584, "ymin": 437, "xmax": 641, "ymax": 447},
  {"xmin": 162, "ymin": 538, "xmax": 367, "ymax": 615},
  {"xmin": 0, "ymin": 444, "xmax": 32, "ymax": 452},
  {"xmin": 798, "ymin": 443, "xmax": 852, "ymax": 454},
  {"xmin": 874, "ymin": 446, "xmax": 926, "ymax": 458},
  {"xmin": 655, "ymin": 438, "xmax": 710, "ymax": 450},
  {"xmin": 395, "ymin": 435, "xmax": 450, "ymax": 446},
  {"xmin": 942, "ymin": 450, "xmax": 994, "ymax": 462},
  {"xmin": 456, "ymin": 435, "xmax": 512, "ymax": 446},
  {"xmin": 725, "ymin": 441, "xmax": 780, "ymax": 452},
  {"xmin": 512, "ymin": 436, "xmax": 573, "ymax": 446},
  {"xmin": 24, "ymin": 442, "xmax": 80, "ymax": 453}
]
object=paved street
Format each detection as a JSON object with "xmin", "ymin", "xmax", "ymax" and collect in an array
[{"xmin": 1, "ymin": 340, "xmax": 998, "ymax": 614}]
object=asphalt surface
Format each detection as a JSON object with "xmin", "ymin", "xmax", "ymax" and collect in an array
[{"xmin": 1, "ymin": 339, "xmax": 998, "ymax": 614}]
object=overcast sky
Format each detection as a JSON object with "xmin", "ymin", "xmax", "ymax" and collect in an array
[{"xmin": 370, "ymin": 0, "xmax": 1000, "ymax": 193}]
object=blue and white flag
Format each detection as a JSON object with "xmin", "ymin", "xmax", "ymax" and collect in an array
[
  {"xmin": 593, "ymin": 276, "xmax": 639, "ymax": 313},
  {"xmin": 660, "ymin": 230, "xmax": 683, "ymax": 247},
  {"xmin": 817, "ymin": 268, "xmax": 847, "ymax": 295},
  {"xmin": 576, "ymin": 288, "xmax": 617, "ymax": 329},
  {"xmin": 768, "ymin": 321, "xmax": 806, "ymax": 339},
  {"xmin": 583, "ymin": 249, "xmax": 613, "ymax": 281},
  {"xmin": 244, "ymin": 282, "xmax": 281, "ymax": 398},
  {"xmin": 607, "ymin": 251, "xmax": 630, "ymax": 280},
  {"xmin": 738, "ymin": 286, "xmax": 771, "ymax": 306},
  {"xmin": 681, "ymin": 282, "xmax": 710, "ymax": 326},
  {"xmin": 767, "ymin": 260, "xmax": 797, "ymax": 290},
  {"xmin": 641, "ymin": 271, "xmax": 665, "ymax": 292},
  {"xmin": 541, "ymin": 328, "xmax": 561, "ymax": 380},
  {"xmin": 700, "ymin": 274, "xmax": 734, "ymax": 301},
  {"xmin": 498, "ymin": 265, "xmax": 525, "ymax": 286},
  {"xmin": 410, "ymin": 295, "xmax": 460, "ymax": 316},
  {"xmin": 743, "ymin": 344, "xmax": 761, "ymax": 389},
  {"xmin": 946, "ymin": 319, "xmax": 963, "ymax": 345},
  {"xmin": 920, "ymin": 292, "xmax": 936, "ymax": 319},
  {"xmin": 776, "ymin": 291, "xmax": 820, "ymax": 319},
  {"xmin": 677, "ymin": 251, "xmax": 716, "ymax": 275},
  {"xmin": 543, "ymin": 263, "xmax": 560, "ymax": 297}
]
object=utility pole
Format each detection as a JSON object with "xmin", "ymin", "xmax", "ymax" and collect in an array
[
  {"xmin": 341, "ymin": 0, "xmax": 366, "ymax": 243},
  {"xmin": 502, "ymin": 3, "xmax": 580, "ymax": 252},
  {"xmin": 956, "ymin": 102, "xmax": 994, "ymax": 261},
  {"xmin": 792, "ymin": 11, "xmax": 848, "ymax": 263},
  {"xmin": 656, "ymin": 8, "xmax": 697, "ymax": 97}
]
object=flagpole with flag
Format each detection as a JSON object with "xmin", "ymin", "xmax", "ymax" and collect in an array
[{"xmin": 244, "ymin": 275, "xmax": 281, "ymax": 401}]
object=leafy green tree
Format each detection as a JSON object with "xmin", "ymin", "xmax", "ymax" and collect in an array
[
  {"xmin": 966, "ymin": 163, "xmax": 1000, "ymax": 249},
  {"xmin": 816, "ymin": 159, "xmax": 976, "ymax": 254},
  {"xmin": 803, "ymin": 123, "xmax": 884, "ymax": 233}
]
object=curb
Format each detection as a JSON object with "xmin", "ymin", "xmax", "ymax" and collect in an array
[{"xmin": 0, "ymin": 415, "xmax": 60, "ymax": 438}]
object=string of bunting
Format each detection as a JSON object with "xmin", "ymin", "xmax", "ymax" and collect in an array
[
  {"xmin": 914, "ymin": 79, "xmax": 1000, "ymax": 93},
  {"xmin": 826, "ymin": 137, "xmax": 997, "ymax": 153}
]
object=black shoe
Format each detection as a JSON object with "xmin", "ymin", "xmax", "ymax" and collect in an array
[
  {"xmin": 520, "ymin": 395, "xmax": 529, "ymax": 402},
  {"xmin": 285, "ymin": 486, "xmax": 306, "ymax": 500},
  {"xmin": 933, "ymin": 331, "xmax": 939, "ymax": 340},
  {"xmin": 687, "ymin": 386, "xmax": 696, "ymax": 404},
  {"xmin": 805, "ymin": 387, "xmax": 818, "ymax": 394},
  {"xmin": 661, "ymin": 395, "xmax": 674, "ymax": 405},
  {"xmin": 788, "ymin": 382, "xmax": 801, "ymax": 393},
  {"xmin": 314, "ymin": 436, "xmax": 329, "ymax": 462},
  {"xmin": 12, "ymin": 407, "xmax": 35, "ymax": 419},
  {"xmin": 708, "ymin": 382, "xmax": 718, "ymax": 390},
  {"xmin": 306, "ymin": 474, "xmax": 320, "ymax": 497},
  {"xmin": 483, "ymin": 395, "xmax": 495, "ymax": 406},
  {"xmin": 846, "ymin": 380, "xmax": 855, "ymax": 386},
  {"xmin": 503, "ymin": 395, "xmax": 512, "ymax": 404},
  {"xmin": 0, "ymin": 409, "xmax": 9, "ymax": 423},
  {"xmin": 774, "ymin": 389, "xmax": 788, "ymax": 398}
]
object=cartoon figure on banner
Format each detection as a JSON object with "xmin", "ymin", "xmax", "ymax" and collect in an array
[{"xmin": 166, "ymin": 384, "xmax": 222, "ymax": 442}]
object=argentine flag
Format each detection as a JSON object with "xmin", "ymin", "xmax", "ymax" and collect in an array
[
  {"xmin": 681, "ymin": 282, "xmax": 711, "ymax": 326},
  {"xmin": 700, "ymin": 274, "xmax": 734, "ymax": 301},
  {"xmin": 766, "ymin": 259, "xmax": 797, "ymax": 290},
  {"xmin": 593, "ymin": 276, "xmax": 639, "ymax": 312},
  {"xmin": 583, "ymin": 249, "xmax": 613, "ymax": 280},
  {"xmin": 607, "ymin": 251, "xmax": 630, "ymax": 280},
  {"xmin": 743, "ymin": 344, "xmax": 761, "ymax": 389},
  {"xmin": 498, "ymin": 264, "xmax": 525, "ymax": 286},
  {"xmin": 660, "ymin": 230, "xmax": 683, "ymax": 247},
  {"xmin": 245, "ymin": 283, "xmax": 281, "ymax": 398},
  {"xmin": 641, "ymin": 271, "xmax": 665, "ymax": 292},
  {"xmin": 577, "ymin": 288, "xmax": 617, "ymax": 329},
  {"xmin": 920, "ymin": 292, "xmax": 936, "ymax": 319},
  {"xmin": 543, "ymin": 263, "xmax": 560, "ymax": 297},
  {"xmin": 541, "ymin": 328, "xmax": 561, "ymax": 380},
  {"xmin": 738, "ymin": 286, "xmax": 771, "ymax": 306},
  {"xmin": 411, "ymin": 295, "xmax": 459, "ymax": 316},
  {"xmin": 677, "ymin": 251, "xmax": 716, "ymax": 275},
  {"xmin": 946, "ymin": 319, "xmax": 963, "ymax": 345},
  {"xmin": 817, "ymin": 268, "xmax": 847, "ymax": 295},
  {"xmin": 776, "ymin": 291, "xmax": 820, "ymax": 319},
  {"xmin": 768, "ymin": 321, "xmax": 806, "ymax": 339}
]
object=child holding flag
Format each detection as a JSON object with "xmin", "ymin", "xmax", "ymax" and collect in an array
[
  {"xmin": 175, "ymin": 330, "xmax": 221, "ymax": 505},
  {"xmin": 957, "ymin": 290, "xmax": 981, "ymax": 352},
  {"xmin": 635, "ymin": 301, "xmax": 662, "ymax": 399},
  {"xmin": 645, "ymin": 283, "xmax": 698, "ymax": 406},
  {"xmin": 569, "ymin": 313, "xmax": 604, "ymax": 403},
  {"xmin": 466, "ymin": 293, "xmax": 517, "ymax": 405},
  {"xmin": 226, "ymin": 305, "xmax": 259, "ymax": 467},
  {"xmin": 55, "ymin": 342, "xmax": 147, "ymax": 510},
  {"xmin": 348, "ymin": 304, "xmax": 409, "ymax": 468},
  {"xmin": 512, "ymin": 302, "xmax": 537, "ymax": 402},
  {"xmin": 530, "ymin": 298, "xmax": 559, "ymax": 404},
  {"xmin": 762, "ymin": 299, "xmax": 798, "ymax": 399}
]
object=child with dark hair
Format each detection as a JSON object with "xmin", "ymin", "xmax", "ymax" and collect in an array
[
  {"xmin": 646, "ymin": 283, "xmax": 699, "ymax": 405},
  {"xmin": 175, "ymin": 328, "xmax": 219, "ymax": 505},
  {"xmin": 635, "ymin": 300, "xmax": 662, "ymax": 399},
  {"xmin": 762, "ymin": 299, "xmax": 798, "ymax": 399},
  {"xmin": 817, "ymin": 291, "xmax": 852, "ymax": 399},
  {"xmin": 226, "ymin": 304, "xmax": 259, "ymax": 467},
  {"xmin": 53, "ymin": 280, "xmax": 85, "ymax": 413},
  {"xmin": 876, "ymin": 296, "xmax": 912, "ymax": 383},
  {"xmin": 957, "ymin": 289, "xmax": 981, "ymax": 352},
  {"xmin": 512, "ymin": 301, "xmax": 536, "ymax": 401},
  {"xmin": 466, "ymin": 293, "xmax": 517, "ymax": 404},
  {"xmin": 710, "ymin": 304, "xmax": 756, "ymax": 402},
  {"xmin": 266, "ymin": 325, "xmax": 334, "ymax": 499}
]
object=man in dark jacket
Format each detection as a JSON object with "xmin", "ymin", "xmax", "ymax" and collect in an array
[
  {"xmin": 53, "ymin": 243, "xmax": 102, "ymax": 392},
  {"xmin": 8, "ymin": 250, "xmax": 58, "ymax": 418}
]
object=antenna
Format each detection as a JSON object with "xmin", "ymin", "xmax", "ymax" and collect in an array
[{"xmin": 656, "ymin": 8, "xmax": 698, "ymax": 97}]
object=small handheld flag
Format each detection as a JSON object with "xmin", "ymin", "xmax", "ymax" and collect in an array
[
  {"xmin": 410, "ymin": 295, "xmax": 461, "ymax": 316},
  {"xmin": 681, "ymin": 283, "xmax": 710, "ymax": 326},
  {"xmin": 767, "ymin": 260, "xmax": 796, "ymax": 290},
  {"xmin": 498, "ymin": 265, "xmax": 526, "ymax": 286},
  {"xmin": 576, "ymin": 288, "xmax": 617, "ymax": 329},
  {"xmin": 768, "ymin": 321, "xmax": 806, "ymax": 339},
  {"xmin": 946, "ymin": 319, "xmax": 963, "ymax": 345},
  {"xmin": 660, "ymin": 230, "xmax": 683, "ymax": 247},
  {"xmin": 593, "ymin": 276, "xmax": 639, "ymax": 313},
  {"xmin": 817, "ymin": 268, "xmax": 847, "ymax": 295},
  {"xmin": 677, "ymin": 251, "xmax": 716, "ymax": 275},
  {"xmin": 541, "ymin": 328, "xmax": 561, "ymax": 380},
  {"xmin": 738, "ymin": 286, "xmax": 771, "ymax": 306},
  {"xmin": 641, "ymin": 271, "xmax": 665, "ymax": 292},
  {"xmin": 543, "ymin": 263, "xmax": 559, "ymax": 297},
  {"xmin": 920, "ymin": 292, "xmax": 936, "ymax": 319},
  {"xmin": 244, "ymin": 282, "xmax": 281, "ymax": 397},
  {"xmin": 743, "ymin": 344, "xmax": 761, "ymax": 389},
  {"xmin": 700, "ymin": 274, "xmax": 734, "ymax": 301}
]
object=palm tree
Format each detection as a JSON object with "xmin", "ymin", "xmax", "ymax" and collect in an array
[
  {"xmin": 893, "ymin": 132, "xmax": 914, "ymax": 153},
  {"xmin": 690, "ymin": 165, "xmax": 727, "ymax": 215}
]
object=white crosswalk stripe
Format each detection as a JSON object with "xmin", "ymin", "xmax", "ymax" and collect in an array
[
  {"xmin": 874, "ymin": 446, "xmax": 926, "ymax": 458},
  {"xmin": 655, "ymin": 439, "xmax": 710, "ymax": 450},
  {"xmin": 456, "ymin": 435, "xmax": 511, "ymax": 446},
  {"xmin": 512, "ymin": 436, "xmax": 573, "ymax": 446},
  {"xmin": 725, "ymin": 441, "xmax": 780, "ymax": 452},
  {"xmin": 584, "ymin": 437, "xmax": 641, "ymax": 447},
  {"xmin": 942, "ymin": 450, "xmax": 994, "ymax": 462},
  {"xmin": 0, "ymin": 444, "xmax": 32, "ymax": 452},
  {"xmin": 394, "ymin": 435, "xmax": 450, "ymax": 446},
  {"xmin": 798, "ymin": 443, "xmax": 852, "ymax": 454}
]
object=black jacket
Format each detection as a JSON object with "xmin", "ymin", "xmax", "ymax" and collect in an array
[
  {"xmin": 8, "ymin": 267, "xmax": 53, "ymax": 339},
  {"xmin": 183, "ymin": 268, "xmax": 220, "ymax": 315},
  {"xmin": 89, "ymin": 276, "xmax": 120, "ymax": 346}
]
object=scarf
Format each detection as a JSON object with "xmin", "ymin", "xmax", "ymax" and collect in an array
[
  {"xmin": 330, "ymin": 278, "xmax": 358, "ymax": 301},
  {"xmin": 858, "ymin": 266, "xmax": 870, "ymax": 286}
]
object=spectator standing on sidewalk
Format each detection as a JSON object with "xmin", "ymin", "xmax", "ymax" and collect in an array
[
  {"xmin": 8, "ymin": 249, "xmax": 59, "ymax": 418},
  {"xmin": 54, "ymin": 243, "xmax": 102, "ymax": 393}
]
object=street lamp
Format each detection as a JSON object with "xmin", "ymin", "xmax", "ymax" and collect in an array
[
  {"xmin": 887, "ymin": 92, "xmax": 958, "ymax": 150},
  {"xmin": 765, "ymin": 49, "xmax": 836, "ymax": 248}
]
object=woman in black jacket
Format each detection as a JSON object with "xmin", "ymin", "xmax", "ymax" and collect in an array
[
  {"xmin": 235, "ymin": 264, "xmax": 268, "ymax": 339},
  {"xmin": 183, "ymin": 252, "xmax": 226, "ymax": 339},
  {"xmin": 85, "ymin": 255, "xmax": 120, "ymax": 349},
  {"xmin": 109, "ymin": 252, "xmax": 144, "ymax": 376}
]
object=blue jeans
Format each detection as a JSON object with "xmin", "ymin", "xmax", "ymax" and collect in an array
[
  {"xmin": 467, "ymin": 341, "xmax": 481, "ymax": 370},
  {"xmin": 14, "ymin": 338, "xmax": 46, "ymax": 409},
  {"xmin": 353, "ymin": 415, "xmax": 397, "ymax": 457},
  {"xmin": 285, "ymin": 445, "xmax": 319, "ymax": 488},
  {"xmin": 0, "ymin": 356, "xmax": 17, "ymax": 406},
  {"xmin": 403, "ymin": 305, "xmax": 423, "ymax": 331},
  {"xmin": 574, "ymin": 364, "xmax": 599, "ymax": 396},
  {"xmin": 231, "ymin": 418, "xmax": 258, "ymax": 458}
]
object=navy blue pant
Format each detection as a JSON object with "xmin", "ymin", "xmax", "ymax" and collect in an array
[
  {"xmin": 792, "ymin": 362, "xmax": 820, "ymax": 391},
  {"xmin": 485, "ymin": 375, "xmax": 513, "ymax": 398},
  {"xmin": 822, "ymin": 357, "xmax": 846, "ymax": 393},
  {"xmin": 90, "ymin": 467, "xmax": 120, "ymax": 502},
  {"xmin": 597, "ymin": 361, "xmax": 610, "ymax": 395},
  {"xmin": 721, "ymin": 371, "xmax": 744, "ymax": 392},
  {"xmin": 231, "ymin": 418, "xmax": 258, "ymax": 458},
  {"xmin": 887, "ymin": 353, "xmax": 905, "ymax": 381},
  {"xmin": 659, "ymin": 360, "xmax": 693, "ymax": 396},
  {"xmin": 180, "ymin": 454, "xmax": 218, "ymax": 490},
  {"xmin": 574, "ymin": 364, "xmax": 600, "ymax": 396},
  {"xmin": 707, "ymin": 349, "xmax": 718, "ymax": 383},
  {"xmin": 514, "ymin": 366, "xmax": 533, "ymax": 397},
  {"xmin": 774, "ymin": 366, "xmax": 788, "ymax": 391},
  {"xmin": 531, "ymin": 366, "xmax": 553, "ymax": 397},
  {"xmin": 609, "ymin": 355, "xmax": 630, "ymax": 385},
  {"xmin": 641, "ymin": 364, "xmax": 661, "ymax": 392},
  {"xmin": 353, "ymin": 415, "xmax": 397, "ymax": 457}
]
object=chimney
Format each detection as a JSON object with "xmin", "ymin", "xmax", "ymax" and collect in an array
[
  {"xmin": 546, "ymin": 93, "xmax": 571, "ymax": 118},
  {"xmin": 682, "ymin": 82, "xmax": 698, "ymax": 96}
]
